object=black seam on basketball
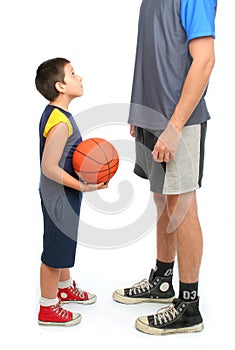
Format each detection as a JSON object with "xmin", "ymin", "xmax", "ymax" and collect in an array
[
  {"xmin": 73, "ymin": 159, "xmax": 118, "ymax": 173},
  {"xmin": 98, "ymin": 172, "xmax": 117, "ymax": 182},
  {"xmin": 73, "ymin": 148, "xmax": 108, "ymax": 165},
  {"xmin": 78, "ymin": 160, "xmax": 119, "ymax": 174},
  {"xmin": 90, "ymin": 139, "xmax": 115, "ymax": 180},
  {"xmin": 74, "ymin": 139, "xmax": 118, "ymax": 182}
]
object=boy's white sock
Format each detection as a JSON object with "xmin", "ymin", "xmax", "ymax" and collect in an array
[
  {"xmin": 40, "ymin": 297, "xmax": 59, "ymax": 307},
  {"xmin": 58, "ymin": 278, "xmax": 73, "ymax": 289}
]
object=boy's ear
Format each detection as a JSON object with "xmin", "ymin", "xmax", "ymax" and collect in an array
[{"xmin": 55, "ymin": 81, "xmax": 66, "ymax": 93}]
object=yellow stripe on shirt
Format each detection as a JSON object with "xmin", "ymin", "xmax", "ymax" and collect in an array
[{"xmin": 43, "ymin": 108, "xmax": 73, "ymax": 138}]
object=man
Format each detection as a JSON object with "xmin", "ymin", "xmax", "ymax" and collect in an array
[{"xmin": 113, "ymin": 0, "xmax": 216, "ymax": 335}]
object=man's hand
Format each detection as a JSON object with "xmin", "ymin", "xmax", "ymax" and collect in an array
[
  {"xmin": 152, "ymin": 123, "xmax": 182, "ymax": 163},
  {"xmin": 130, "ymin": 124, "xmax": 136, "ymax": 138}
]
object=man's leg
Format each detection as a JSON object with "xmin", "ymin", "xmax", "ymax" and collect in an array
[
  {"xmin": 167, "ymin": 191, "xmax": 203, "ymax": 286},
  {"xmin": 154, "ymin": 193, "xmax": 176, "ymax": 264},
  {"xmin": 135, "ymin": 191, "xmax": 204, "ymax": 334},
  {"xmin": 112, "ymin": 193, "xmax": 176, "ymax": 304}
]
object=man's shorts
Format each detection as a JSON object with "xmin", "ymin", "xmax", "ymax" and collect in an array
[
  {"xmin": 40, "ymin": 189, "xmax": 82, "ymax": 268},
  {"xmin": 134, "ymin": 123, "xmax": 207, "ymax": 195}
]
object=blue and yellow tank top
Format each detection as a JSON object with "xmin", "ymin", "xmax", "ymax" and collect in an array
[{"xmin": 39, "ymin": 105, "xmax": 82, "ymax": 200}]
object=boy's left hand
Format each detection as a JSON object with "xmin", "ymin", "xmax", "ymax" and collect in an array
[{"xmin": 80, "ymin": 182, "xmax": 108, "ymax": 192}]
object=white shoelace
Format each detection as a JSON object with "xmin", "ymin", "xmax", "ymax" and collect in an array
[
  {"xmin": 153, "ymin": 304, "xmax": 179, "ymax": 325},
  {"xmin": 51, "ymin": 304, "xmax": 69, "ymax": 319},
  {"xmin": 128, "ymin": 278, "xmax": 153, "ymax": 296},
  {"xmin": 70, "ymin": 281, "xmax": 85, "ymax": 298}
]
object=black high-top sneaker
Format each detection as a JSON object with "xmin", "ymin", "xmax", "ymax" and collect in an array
[
  {"xmin": 112, "ymin": 269, "xmax": 175, "ymax": 304},
  {"xmin": 135, "ymin": 298, "xmax": 204, "ymax": 335}
]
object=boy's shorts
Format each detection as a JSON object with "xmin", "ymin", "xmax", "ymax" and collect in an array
[
  {"xmin": 134, "ymin": 123, "xmax": 207, "ymax": 195},
  {"xmin": 40, "ymin": 189, "xmax": 82, "ymax": 268}
]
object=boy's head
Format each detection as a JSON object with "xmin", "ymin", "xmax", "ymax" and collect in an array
[{"xmin": 35, "ymin": 57, "xmax": 82, "ymax": 102}]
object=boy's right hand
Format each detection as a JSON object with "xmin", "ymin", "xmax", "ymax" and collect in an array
[{"xmin": 80, "ymin": 182, "xmax": 108, "ymax": 192}]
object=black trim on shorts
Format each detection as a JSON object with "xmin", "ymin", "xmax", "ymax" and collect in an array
[{"xmin": 198, "ymin": 122, "xmax": 207, "ymax": 188}]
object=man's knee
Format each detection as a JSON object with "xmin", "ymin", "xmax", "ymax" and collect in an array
[
  {"xmin": 153, "ymin": 192, "xmax": 167, "ymax": 220},
  {"xmin": 153, "ymin": 193, "xmax": 167, "ymax": 206},
  {"xmin": 166, "ymin": 192, "xmax": 196, "ymax": 231}
]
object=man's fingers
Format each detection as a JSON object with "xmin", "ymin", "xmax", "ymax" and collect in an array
[
  {"xmin": 152, "ymin": 149, "xmax": 172, "ymax": 163},
  {"xmin": 130, "ymin": 124, "xmax": 136, "ymax": 137}
]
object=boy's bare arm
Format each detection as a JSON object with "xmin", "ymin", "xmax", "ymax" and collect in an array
[{"xmin": 41, "ymin": 123, "xmax": 107, "ymax": 192}]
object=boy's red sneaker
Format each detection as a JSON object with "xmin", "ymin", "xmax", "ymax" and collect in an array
[
  {"xmin": 38, "ymin": 303, "xmax": 82, "ymax": 327},
  {"xmin": 58, "ymin": 280, "xmax": 97, "ymax": 305}
]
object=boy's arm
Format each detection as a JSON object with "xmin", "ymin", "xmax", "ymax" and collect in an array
[
  {"xmin": 152, "ymin": 36, "xmax": 215, "ymax": 163},
  {"xmin": 41, "ymin": 123, "xmax": 107, "ymax": 192}
]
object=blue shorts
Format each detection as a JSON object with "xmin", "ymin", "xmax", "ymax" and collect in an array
[{"xmin": 40, "ymin": 189, "xmax": 82, "ymax": 268}]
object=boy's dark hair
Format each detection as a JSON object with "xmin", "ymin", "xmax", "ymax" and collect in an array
[{"xmin": 35, "ymin": 57, "xmax": 70, "ymax": 101}]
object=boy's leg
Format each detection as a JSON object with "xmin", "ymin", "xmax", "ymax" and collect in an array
[
  {"xmin": 59, "ymin": 268, "xmax": 70, "ymax": 282},
  {"xmin": 39, "ymin": 263, "xmax": 81, "ymax": 326},
  {"xmin": 40, "ymin": 262, "xmax": 60, "ymax": 299}
]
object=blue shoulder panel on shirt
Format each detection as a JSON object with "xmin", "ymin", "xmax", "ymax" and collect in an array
[{"xmin": 180, "ymin": 0, "xmax": 217, "ymax": 41}]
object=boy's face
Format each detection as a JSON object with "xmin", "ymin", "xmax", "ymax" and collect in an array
[{"xmin": 62, "ymin": 63, "xmax": 83, "ymax": 98}]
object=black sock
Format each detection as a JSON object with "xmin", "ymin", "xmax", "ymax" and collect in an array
[
  {"xmin": 155, "ymin": 260, "xmax": 174, "ymax": 278},
  {"xmin": 179, "ymin": 281, "xmax": 198, "ymax": 301}
]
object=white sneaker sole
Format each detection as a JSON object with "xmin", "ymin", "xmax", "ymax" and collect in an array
[
  {"xmin": 38, "ymin": 314, "xmax": 82, "ymax": 327},
  {"xmin": 112, "ymin": 291, "xmax": 175, "ymax": 304},
  {"xmin": 135, "ymin": 318, "xmax": 204, "ymax": 335},
  {"xmin": 60, "ymin": 294, "xmax": 97, "ymax": 305}
]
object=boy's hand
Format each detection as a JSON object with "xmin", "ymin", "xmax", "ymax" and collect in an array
[{"xmin": 80, "ymin": 182, "xmax": 108, "ymax": 192}]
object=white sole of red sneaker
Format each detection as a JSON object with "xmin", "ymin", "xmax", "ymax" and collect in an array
[
  {"xmin": 60, "ymin": 294, "xmax": 97, "ymax": 305},
  {"xmin": 112, "ymin": 291, "xmax": 175, "ymax": 304},
  {"xmin": 135, "ymin": 318, "xmax": 204, "ymax": 335},
  {"xmin": 38, "ymin": 314, "xmax": 82, "ymax": 327}
]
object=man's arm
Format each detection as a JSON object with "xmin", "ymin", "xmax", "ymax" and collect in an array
[{"xmin": 152, "ymin": 36, "xmax": 215, "ymax": 163}]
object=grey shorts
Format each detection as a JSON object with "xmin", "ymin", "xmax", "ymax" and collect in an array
[{"xmin": 134, "ymin": 123, "xmax": 207, "ymax": 194}]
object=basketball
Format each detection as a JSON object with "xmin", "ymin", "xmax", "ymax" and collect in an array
[{"xmin": 72, "ymin": 138, "xmax": 119, "ymax": 184}]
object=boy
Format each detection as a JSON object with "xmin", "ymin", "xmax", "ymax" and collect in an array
[{"xmin": 35, "ymin": 57, "xmax": 107, "ymax": 326}]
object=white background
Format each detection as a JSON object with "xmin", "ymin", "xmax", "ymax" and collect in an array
[{"xmin": 0, "ymin": 0, "xmax": 234, "ymax": 348}]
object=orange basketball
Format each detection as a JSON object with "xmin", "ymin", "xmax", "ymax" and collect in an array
[{"xmin": 72, "ymin": 138, "xmax": 119, "ymax": 184}]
